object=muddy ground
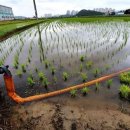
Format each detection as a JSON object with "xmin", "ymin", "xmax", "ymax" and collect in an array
[{"xmin": 1, "ymin": 96, "xmax": 130, "ymax": 130}]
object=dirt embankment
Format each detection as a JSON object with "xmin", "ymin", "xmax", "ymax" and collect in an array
[{"xmin": 1, "ymin": 98, "xmax": 129, "ymax": 130}]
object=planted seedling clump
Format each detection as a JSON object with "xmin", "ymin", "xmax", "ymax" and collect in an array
[
  {"xmin": 81, "ymin": 73, "xmax": 88, "ymax": 82},
  {"xmin": 70, "ymin": 89, "xmax": 77, "ymax": 97},
  {"xmin": 27, "ymin": 77, "xmax": 35, "ymax": 86},
  {"xmin": 80, "ymin": 56, "xmax": 85, "ymax": 62},
  {"xmin": 16, "ymin": 70, "xmax": 23, "ymax": 78},
  {"xmin": 120, "ymin": 72, "xmax": 130, "ymax": 85},
  {"xmin": 63, "ymin": 72, "xmax": 69, "ymax": 81},
  {"xmin": 119, "ymin": 85, "xmax": 130, "ymax": 100},
  {"xmin": 106, "ymin": 79, "xmax": 113, "ymax": 89},
  {"xmin": 81, "ymin": 87, "xmax": 89, "ymax": 96}
]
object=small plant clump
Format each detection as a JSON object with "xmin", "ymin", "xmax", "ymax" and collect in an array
[
  {"xmin": 81, "ymin": 87, "xmax": 89, "ymax": 96},
  {"xmin": 50, "ymin": 66, "xmax": 56, "ymax": 75},
  {"xmin": 80, "ymin": 56, "xmax": 85, "ymax": 62},
  {"xmin": 81, "ymin": 73, "xmax": 88, "ymax": 82},
  {"xmin": 70, "ymin": 89, "xmax": 77, "ymax": 97},
  {"xmin": 38, "ymin": 72, "xmax": 45, "ymax": 81},
  {"xmin": 16, "ymin": 70, "xmax": 23, "ymax": 78},
  {"xmin": 21, "ymin": 64, "xmax": 26, "ymax": 73},
  {"xmin": 93, "ymin": 68, "xmax": 100, "ymax": 77},
  {"xmin": 62, "ymin": 72, "xmax": 69, "ymax": 81},
  {"xmin": 86, "ymin": 61, "xmax": 93, "ymax": 69},
  {"xmin": 42, "ymin": 77, "xmax": 50, "ymax": 89},
  {"xmin": 44, "ymin": 60, "xmax": 50, "ymax": 69},
  {"xmin": 95, "ymin": 82, "xmax": 100, "ymax": 91},
  {"xmin": 120, "ymin": 72, "xmax": 130, "ymax": 85},
  {"xmin": 27, "ymin": 77, "xmax": 35, "ymax": 86},
  {"xmin": 119, "ymin": 84, "xmax": 130, "ymax": 99},
  {"xmin": 106, "ymin": 79, "xmax": 113, "ymax": 88}
]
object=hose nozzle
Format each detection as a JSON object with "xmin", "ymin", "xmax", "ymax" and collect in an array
[{"xmin": 0, "ymin": 65, "xmax": 12, "ymax": 77}]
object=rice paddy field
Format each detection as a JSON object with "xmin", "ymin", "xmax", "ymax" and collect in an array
[{"xmin": 0, "ymin": 17, "xmax": 130, "ymax": 104}]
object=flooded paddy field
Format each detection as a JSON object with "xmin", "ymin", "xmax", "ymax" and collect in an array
[{"xmin": 0, "ymin": 20, "xmax": 130, "ymax": 106}]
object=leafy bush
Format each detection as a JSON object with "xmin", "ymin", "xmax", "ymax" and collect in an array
[
  {"xmin": 81, "ymin": 87, "xmax": 89, "ymax": 96},
  {"xmin": 120, "ymin": 72, "xmax": 130, "ymax": 85},
  {"xmin": 62, "ymin": 72, "xmax": 69, "ymax": 81},
  {"xmin": 119, "ymin": 85, "xmax": 130, "ymax": 99},
  {"xmin": 70, "ymin": 89, "xmax": 77, "ymax": 97}
]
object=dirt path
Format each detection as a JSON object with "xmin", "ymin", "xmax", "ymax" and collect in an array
[{"xmin": 2, "ymin": 98, "xmax": 128, "ymax": 130}]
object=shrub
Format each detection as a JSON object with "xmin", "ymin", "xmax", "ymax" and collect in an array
[
  {"xmin": 81, "ymin": 73, "xmax": 88, "ymax": 82},
  {"xmin": 106, "ymin": 79, "xmax": 113, "ymax": 88},
  {"xmin": 119, "ymin": 85, "xmax": 130, "ymax": 99},
  {"xmin": 80, "ymin": 56, "xmax": 85, "ymax": 62},
  {"xmin": 120, "ymin": 72, "xmax": 130, "ymax": 85},
  {"xmin": 27, "ymin": 77, "xmax": 35, "ymax": 86},
  {"xmin": 62, "ymin": 72, "xmax": 69, "ymax": 81},
  {"xmin": 81, "ymin": 87, "xmax": 89, "ymax": 96},
  {"xmin": 70, "ymin": 89, "xmax": 77, "ymax": 97}
]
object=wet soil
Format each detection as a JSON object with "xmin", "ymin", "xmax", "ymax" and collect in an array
[{"xmin": 1, "ymin": 97, "xmax": 130, "ymax": 130}]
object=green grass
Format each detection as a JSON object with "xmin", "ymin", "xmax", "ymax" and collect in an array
[
  {"xmin": 0, "ymin": 19, "xmax": 46, "ymax": 37},
  {"xmin": 60, "ymin": 16, "xmax": 130, "ymax": 23}
]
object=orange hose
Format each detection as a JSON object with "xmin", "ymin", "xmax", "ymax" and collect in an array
[{"xmin": 3, "ymin": 68, "xmax": 130, "ymax": 103}]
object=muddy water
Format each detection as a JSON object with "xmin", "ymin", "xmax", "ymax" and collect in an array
[{"xmin": 0, "ymin": 21, "xmax": 130, "ymax": 106}]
